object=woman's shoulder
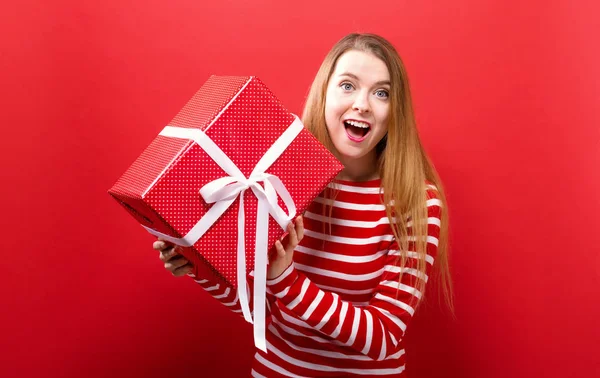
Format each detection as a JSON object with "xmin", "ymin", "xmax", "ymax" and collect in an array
[
  {"xmin": 423, "ymin": 180, "xmax": 444, "ymax": 220},
  {"xmin": 424, "ymin": 179, "xmax": 441, "ymax": 200}
]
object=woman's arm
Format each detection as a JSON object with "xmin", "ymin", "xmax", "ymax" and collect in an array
[
  {"xmin": 265, "ymin": 197, "xmax": 442, "ymax": 361},
  {"xmin": 154, "ymin": 217, "xmax": 304, "ymax": 319}
]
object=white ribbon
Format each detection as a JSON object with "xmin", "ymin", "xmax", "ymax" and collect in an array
[{"xmin": 142, "ymin": 116, "xmax": 304, "ymax": 353}]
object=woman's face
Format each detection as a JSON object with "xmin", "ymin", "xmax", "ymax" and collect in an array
[{"xmin": 324, "ymin": 50, "xmax": 391, "ymax": 173}]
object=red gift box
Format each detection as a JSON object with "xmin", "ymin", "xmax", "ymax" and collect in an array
[{"xmin": 108, "ymin": 75, "xmax": 343, "ymax": 350}]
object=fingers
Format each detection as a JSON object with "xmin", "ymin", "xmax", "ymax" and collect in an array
[
  {"xmin": 153, "ymin": 240, "xmax": 174, "ymax": 252},
  {"xmin": 158, "ymin": 245, "xmax": 178, "ymax": 262},
  {"xmin": 274, "ymin": 240, "xmax": 286, "ymax": 258},
  {"xmin": 154, "ymin": 239, "xmax": 191, "ymax": 277},
  {"xmin": 287, "ymin": 221, "xmax": 297, "ymax": 247},
  {"xmin": 154, "ymin": 239, "xmax": 183, "ymax": 263},
  {"xmin": 164, "ymin": 253, "xmax": 188, "ymax": 269},
  {"xmin": 286, "ymin": 216, "xmax": 304, "ymax": 249},
  {"xmin": 173, "ymin": 264, "xmax": 193, "ymax": 277},
  {"xmin": 295, "ymin": 216, "xmax": 304, "ymax": 241}
]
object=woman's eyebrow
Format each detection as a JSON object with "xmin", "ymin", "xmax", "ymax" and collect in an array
[{"xmin": 338, "ymin": 72, "xmax": 391, "ymax": 86}]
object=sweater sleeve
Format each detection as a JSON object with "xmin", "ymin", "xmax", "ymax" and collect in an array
[
  {"xmin": 265, "ymin": 194, "xmax": 442, "ymax": 361},
  {"xmin": 189, "ymin": 269, "xmax": 277, "ymax": 320}
]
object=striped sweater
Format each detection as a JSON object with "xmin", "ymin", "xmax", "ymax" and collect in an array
[{"xmin": 192, "ymin": 179, "xmax": 442, "ymax": 377}]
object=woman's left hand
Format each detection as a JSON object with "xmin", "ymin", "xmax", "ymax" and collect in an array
[{"xmin": 267, "ymin": 216, "xmax": 304, "ymax": 279}]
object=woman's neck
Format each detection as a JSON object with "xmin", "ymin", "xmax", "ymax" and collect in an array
[
  {"xmin": 336, "ymin": 155, "xmax": 380, "ymax": 182},
  {"xmin": 335, "ymin": 150, "xmax": 379, "ymax": 182}
]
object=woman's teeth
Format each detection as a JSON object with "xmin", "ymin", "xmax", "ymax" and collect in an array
[
  {"xmin": 345, "ymin": 120, "xmax": 370, "ymax": 129},
  {"xmin": 344, "ymin": 120, "xmax": 371, "ymax": 140}
]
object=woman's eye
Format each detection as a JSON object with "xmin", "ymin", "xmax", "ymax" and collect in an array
[
  {"xmin": 341, "ymin": 83, "xmax": 354, "ymax": 91},
  {"xmin": 375, "ymin": 90, "xmax": 389, "ymax": 99}
]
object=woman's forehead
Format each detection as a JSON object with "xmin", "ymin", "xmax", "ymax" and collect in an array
[{"xmin": 332, "ymin": 50, "xmax": 390, "ymax": 83}]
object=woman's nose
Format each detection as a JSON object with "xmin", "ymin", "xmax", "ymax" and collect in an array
[{"xmin": 352, "ymin": 92, "xmax": 370, "ymax": 113}]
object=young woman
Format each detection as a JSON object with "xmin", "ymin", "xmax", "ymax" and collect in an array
[{"xmin": 154, "ymin": 33, "xmax": 453, "ymax": 377}]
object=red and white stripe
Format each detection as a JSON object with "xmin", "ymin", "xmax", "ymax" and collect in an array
[{"xmin": 194, "ymin": 179, "xmax": 442, "ymax": 377}]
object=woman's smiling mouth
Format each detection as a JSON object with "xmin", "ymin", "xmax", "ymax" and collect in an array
[{"xmin": 343, "ymin": 119, "xmax": 371, "ymax": 142}]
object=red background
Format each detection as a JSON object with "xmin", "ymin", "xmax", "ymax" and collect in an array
[{"xmin": 1, "ymin": 1, "xmax": 598, "ymax": 377}]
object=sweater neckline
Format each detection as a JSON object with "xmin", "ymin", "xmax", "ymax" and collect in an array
[{"xmin": 332, "ymin": 178, "xmax": 382, "ymax": 187}]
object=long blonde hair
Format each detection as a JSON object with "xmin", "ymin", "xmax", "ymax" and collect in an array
[{"xmin": 302, "ymin": 33, "xmax": 454, "ymax": 313}]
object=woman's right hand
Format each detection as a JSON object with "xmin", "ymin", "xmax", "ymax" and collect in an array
[{"xmin": 153, "ymin": 240, "xmax": 193, "ymax": 277}]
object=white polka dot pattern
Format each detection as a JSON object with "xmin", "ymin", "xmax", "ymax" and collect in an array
[{"xmin": 109, "ymin": 76, "xmax": 344, "ymax": 288}]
